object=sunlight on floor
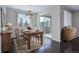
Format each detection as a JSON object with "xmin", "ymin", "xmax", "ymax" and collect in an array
[{"xmin": 44, "ymin": 34, "xmax": 52, "ymax": 39}]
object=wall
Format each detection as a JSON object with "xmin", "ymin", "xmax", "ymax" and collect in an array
[
  {"xmin": 50, "ymin": 6, "xmax": 61, "ymax": 42},
  {"xmin": 60, "ymin": 6, "xmax": 64, "ymax": 29},
  {"xmin": 2, "ymin": 5, "xmax": 63, "ymax": 52},
  {"xmin": 64, "ymin": 10, "xmax": 72, "ymax": 26},
  {"xmin": 36, "ymin": 5, "xmax": 62, "ymax": 52},
  {"xmin": 6, "ymin": 7, "xmax": 38, "ymax": 37},
  {"xmin": 6, "ymin": 6, "xmax": 64, "ymax": 42},
  {"xmin": 0, "ymin": 6, "xmax": 6, "ymax": 53},
  {"xmin": 0, "ymin": 6, "xmax": 1, "ymax": 53},
  {"xmin": 31, "ymin": 13, "xmax": 38, "ymax": 28},
  {"xmin": 6, "ymin": 6, "xmax": 63, "ymax": 42},
  {"xmin": 0, "ymin": 7, "xmax": 1, "ymax": 33},
  {"xmin": 0, "ymin": 6, "xmax": 38, "ymax": 52},
  {"xmin": 6, "ymin": 7, "xmax": 17, "ymax": 37},
  {"xmin": 1, "ymin": 6, "xmax": 7, "ymax": 26},
  {"xmin": 72, "ymin": 11, "xmax": 79, "ymax": 36},
  {"xmin": 39, "ymin": 5, "xmax": 61, "ymax": 42},
  {"xmin": 3, "ymin": 5, "xmax": 64, "ymax": 42}
]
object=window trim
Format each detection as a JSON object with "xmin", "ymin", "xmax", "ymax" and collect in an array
[{"xmin": 17, "ymin": 13, "xmax": 30, "ymax": 27}]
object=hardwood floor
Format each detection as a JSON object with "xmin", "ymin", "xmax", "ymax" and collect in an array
[
  {"xmin": 3, "ymin": 37, "xmax": 79, "ymax": 53},
  {"xmin": 30, "ymin": 37, "xmax": 79, "ymax": 52},
  {"xmin": 61, "ymin": 37, "xmax": 79, "ymax": 53},
  {"xmin": 11, "ymin": 38, "xmax": 60, "ymax": 53},
  {"xmin": 30, "ymin": 39, "xmax": 60, "ymax": 53}
]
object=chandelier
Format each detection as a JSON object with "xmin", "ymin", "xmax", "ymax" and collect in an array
[
  {"xmin": 26, "ymin": 5, "xmax": 33, "ymax": 19},
  {"xmin": 26, "ymin": 5, "xmax": 33, "ymax": 27}
]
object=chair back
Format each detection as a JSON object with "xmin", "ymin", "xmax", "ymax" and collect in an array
[
  {"xmin": 15, "ymin": 28, "xmax": 20, "ymax": 50},
  {"xmin": 15, "ymin": 29, "xmax": 19, "ymax": 39}
]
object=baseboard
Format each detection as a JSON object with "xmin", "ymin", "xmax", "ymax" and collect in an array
[
  {"xmin": 52, "ymin": 37, "xmax": 60, "ymax": 43},
  {"xmin": 77, "ymin": 35, "xmax": 79, "ymax": 37}
]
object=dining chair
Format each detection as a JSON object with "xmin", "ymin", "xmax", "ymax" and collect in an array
[
  {"xmin": 14, "ymin": 28, "xmax": 28, "ymax": 52},
  {"xmin": 35, "ymin": 31, "xmax": 44, "ymax": 45}
]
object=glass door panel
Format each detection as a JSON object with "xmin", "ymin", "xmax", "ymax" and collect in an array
[{"xmin": 39, "ymin": 16, "xmax": 51, "ymax": 34}]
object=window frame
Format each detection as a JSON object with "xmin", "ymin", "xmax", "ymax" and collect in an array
[
  {"xmin": 39, "ymin": 15, "xmax": 51, "ymax": 28},
  {"xmin": 17, "ymin": 13, "xmax": 30, "ymax": 27}
]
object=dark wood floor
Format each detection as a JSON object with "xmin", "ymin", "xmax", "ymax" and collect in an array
[
  {"xmin": 30, "ymin": 37, "xmax": 79, "ymax": 53},
  {"xmin": 10, "ymin": 38, "xmax": 60, "ymax": 53},
  {"xmin": 3, "ymin": 37, "xmax": 79, "ymax": 53},
  {"xmin": 30, "ymin": 39, "xmax": 60, "ymax": 53},
  {"xmin": 61, "ymin": 37, "xmax": 79, "ymax": 53}
]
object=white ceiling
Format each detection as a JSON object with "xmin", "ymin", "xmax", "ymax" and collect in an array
[
  {"xmin": 6, "ymin": 5, "xmax": 51, "ymax": 13},
  {"xmin": 64, "ymin": 5, "xmax": 79, "ymax": 11},
  {"xmin": 6, "ymin": 5, "xmax": 79, "ymax": 12}
]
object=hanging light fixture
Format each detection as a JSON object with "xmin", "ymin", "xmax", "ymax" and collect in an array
[
  {"xmin": 27, "ymin": 10, "xmax": 32, "ymax": 16},
  {"xmin": 26, "ymin": 5, "xmax": 33, "ymax": 27},
  {"xmin": 26, "ymin": 5, "xmax": 33, "ymax": 19}
]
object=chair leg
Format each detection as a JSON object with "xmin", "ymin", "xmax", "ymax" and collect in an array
[{"xmin": 38, "ymin": 37, "xmax": 40, "ymax": 45}]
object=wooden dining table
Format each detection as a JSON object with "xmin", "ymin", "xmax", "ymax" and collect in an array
[{"xmin": 21, "ymin": 30, "xmax": 44, "ymax": 49}]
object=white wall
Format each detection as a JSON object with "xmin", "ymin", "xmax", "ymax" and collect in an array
[
  {"xmin": 51, "ymin": 6, "xmax": 61, "ymax": 42},
  {"xmin": 31, "ymin": 13, "xmax": 38, "ymax": 28},
  {"xmin": 64, "ymin": 10, "xmax": 72, "ymax": 26},
  {"xmin": 0, "ymin": 6, "xmax": 1, "ymax": 53},
  {"xmin": 6, "ymin": 5, "xmax": 62, "ymax": 42},
  {"xmin": 0, "ymin": 6, "xmax": 7, "ymax": 53},
  {"xmin": 1, "ymin": 5, "xmax": 62, "ymax": 53},
  {"xmin": 0, "ymin": 7, "xmax": 1, "ymax": 33},
  {"xmin": 39, "ymin": 5, "xmax": 61, "ymax": 42},
  {"xmin": 72, "ymin": 12, "xmax": 79, "ymax": 36},
  {"xmin": 6, "ymin": 7, "xmax": 38, "ymax": 38}
]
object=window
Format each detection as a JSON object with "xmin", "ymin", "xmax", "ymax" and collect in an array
[
  {"xmin": 18, "ymin": 13, "xmax": 30, "ymax": 27},
  {"xmin": 40, "ymin": 16, "xmax": 51, "ymax": 28},
  {"xmin": 64, "ymin": 10, "xmax": 72, "ymax": 26},
  {"xmin": 40, "ymin": 17, "xmax": 44, "ymax": 27}
]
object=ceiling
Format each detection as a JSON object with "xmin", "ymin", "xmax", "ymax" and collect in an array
[
  {"xmin": 6, "ymin": 5, "xmax": 51, "ymax": 13},
  {"xmin": 64, "ymin": 5, "xmax": 79, "ymax": 11},
  {"xmin": 6, "ymin": 5, "xmax": 79, "ymax": 12}
]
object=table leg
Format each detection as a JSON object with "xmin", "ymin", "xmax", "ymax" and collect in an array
[
  {"xmin": 41, "ymin": 34, "xmax": 43, "ymax": 45},
  {"xmin": 28, "ymin": 36, "xmax": 31, "ymax": 49}
]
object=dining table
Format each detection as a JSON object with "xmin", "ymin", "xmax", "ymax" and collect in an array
[{"xmin": 21, "ymin": 30, "xmax": 44, "ymax": 49}]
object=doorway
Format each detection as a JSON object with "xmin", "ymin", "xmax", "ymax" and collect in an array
[{"xmin": 39, "ymin": 16, "xmax": 52, "ymax": 39}]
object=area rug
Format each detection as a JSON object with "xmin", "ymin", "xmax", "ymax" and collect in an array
[{"xmin": 13, "ymin": 37, "xmax": 51, "ymax": 53}]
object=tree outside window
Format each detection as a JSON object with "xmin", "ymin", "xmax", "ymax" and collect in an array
[
  {"xmin": 40, "ymin": 16, "xmax": 51, "ymax": 28},
  {"xmin": 18, "ymin": 14, "xmax": 30, "ymax": 27}
]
